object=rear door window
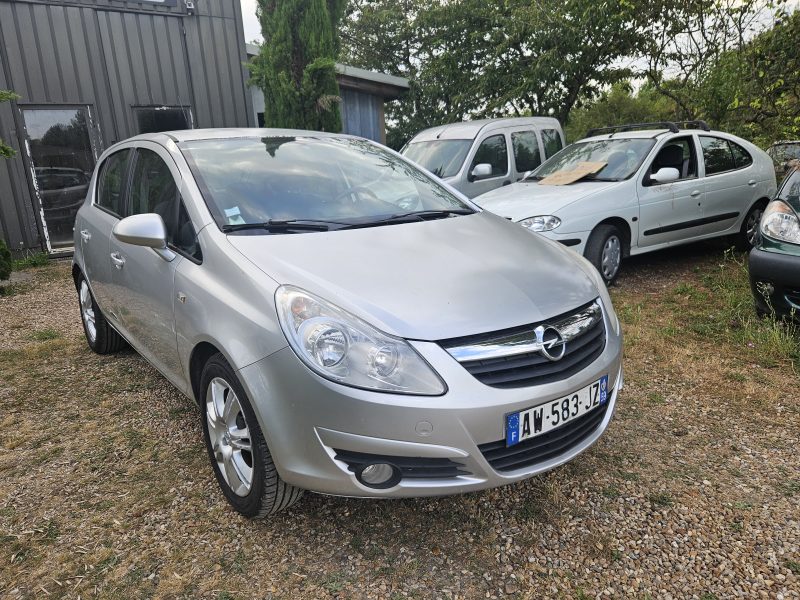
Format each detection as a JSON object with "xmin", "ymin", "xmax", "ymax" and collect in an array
[
  {"xmin": 541, "ymin": 129, "xmax": 563, "ymax": 158},
  {"xmin": 470, "ymin": 134, "xmax": 508, "ymax": 177},
  {"xmin": 511, "ymin": 131, "xmax": 542, "ymax": 173},
  {"xmin": 700, "ymin": 137, "xmax": 736, "ymax": 175},
  {"xmin": 96, "ymin": 149, "xmax": 131, "ymax": 217}
]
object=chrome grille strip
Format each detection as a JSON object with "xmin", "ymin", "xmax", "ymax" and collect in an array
[{"xmin": 443, "ymin": 300, "xmax": 603, "ymax": 363}]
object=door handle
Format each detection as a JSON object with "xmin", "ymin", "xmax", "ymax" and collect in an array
[
  {"xmin": 690, "ymin": 190, "xmax": 701, "ymax": 197},
  {"xmin": 748, "ymin": 179, "xmax": 757, "ymax": 186},
  {"xmin": 80, "ymin": 230, "xmax": 91, "ymax": 242},
  {"xmin": 110, "ymin": 252, "xmax": 125, "ymax": 269}
]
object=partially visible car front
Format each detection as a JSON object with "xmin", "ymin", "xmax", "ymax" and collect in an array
[
  {"xmin": 767, "ymin": 141, "xmax": 800, "ymax": 183},
  {"xmin": 474, "ymin": 136, "xmax": 654, "ymax": 253},
  {"xmin": 749, "ymin": 166, "xmax": 800, "ymax": 321}
]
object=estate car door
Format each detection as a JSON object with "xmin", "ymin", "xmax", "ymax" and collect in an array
[
  {"xmin": 107, "ymin": 143, "xmax": 189, "ymax": 388},
  {"xmin": 637, "ymin": 135, "xmax": 705, "ymax": 248},
  {"xmin": 699, "ymin": 136, "xmax": 755, "ymax": 235},
  {"xmin": 461, "ymin": 133, "xmax": 511, "ymax": 198},
  {"xmin": 80, "ymin": 148, "xmax": 133, "ymax": 320},
  {"xmin": 510, "ymin": 130, "xmax": 544, "ymax": 181}
]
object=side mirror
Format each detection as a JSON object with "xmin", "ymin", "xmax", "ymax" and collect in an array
[
  {"xmin": 650, "ymin": 167, "xmax": 680, "ymax": 184},
  {"xmin": 113, "ymin": 213, "xmax": 168, "ymax": 248},
  {"xmin": 470, "ymin": 163, "xmax": 493, "ymax": 181}
]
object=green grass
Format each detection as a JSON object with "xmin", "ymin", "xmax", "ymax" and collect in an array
[
  {"xmin": 647, "ymin": 492, "xmax": 674, "ymax": 507},
  {"xmin": 12, "ymin": 252, "xmax": 49, "ymax": 270},
  {"xmin": 29, "ymin": 328, "xmax": 62, "ymax": 341},
  {"xmin": 786, "ymin": 560, "xmax": 800, "ymax": 575}
]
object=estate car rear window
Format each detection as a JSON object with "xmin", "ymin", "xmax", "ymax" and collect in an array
[{"xmin": 181, "ymin": 136, "xmax": 473, "ymax": 232}]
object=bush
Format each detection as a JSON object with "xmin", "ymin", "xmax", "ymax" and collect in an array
[{"xmin": 0, "ymin": 239, "xmax": 11, "ymax": 281}]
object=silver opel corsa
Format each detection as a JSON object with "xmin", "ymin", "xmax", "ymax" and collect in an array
[{"xmin": 72, "ymin": 129, "xmax": 623, "ymax": 518}]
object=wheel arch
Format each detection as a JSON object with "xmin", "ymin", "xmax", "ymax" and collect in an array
[
  {"xmin": 593, "ymin": 217, "xmax": 632, "ymax": 257},
  {"xmin": 189, "ymin": 341, "xmax": 224, "ymax": 406}
]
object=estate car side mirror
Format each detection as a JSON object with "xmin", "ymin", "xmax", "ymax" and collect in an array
[
  {"xmin": 469, "ymin": 163, "xmax": 493, "ymax": 182},
  {"xmin": 112, "ymin": 213, "xmax": 176, "ymax": 262},
  {"xmin": 649, "ymin": 167, "xmax": 680, "ymax": 184}
]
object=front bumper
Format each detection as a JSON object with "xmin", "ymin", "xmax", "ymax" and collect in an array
[
  {"xmin": 238, "ymin": 314, "xmax": 623, "ymax": 498},
  {"xmin": 748, "ymin": 246, "xmax": 800, "ymax": 320},
  {"xmin": 538, "ymin": 230, "xmax": 589, "ymax": 255}
]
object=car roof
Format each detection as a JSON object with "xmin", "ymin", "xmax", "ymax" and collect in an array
[
  {"xmin": 409, "ymin": 117, "xmax": 561, "ymax": 142},
  {"xmin": 123, "ymin": 128, "xmax": 351, "ymax": 145},
  {"xmin": 579, "ymin": 129, "xmax": 740, "ymax": 143}
]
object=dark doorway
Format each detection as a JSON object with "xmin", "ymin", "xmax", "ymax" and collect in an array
[{"xmin": 135, "ymin": 106, "xmax": 193, "ymax": 134}]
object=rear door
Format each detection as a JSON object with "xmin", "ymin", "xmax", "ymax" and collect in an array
[
  {"xmin": 80, "ymin": 148, "xmax": 133, "ymax": 319},
  {"xmin": 509, "ymin": 129, "xmax": 544, "ymax": 181},
  {"xmin": 107, "ymin": 143, "xmax": 188, "ymax": 388},
  {"xmin": 540, "ymin": 127, "xmax": 564, "ymax": 160},
  {"xmin": 637, "ymin": 135, "xmax": 705, "ymax": 247},
  {"xmin": 699, "ymin": 136, "xmax": 756, "ymax": 235},
  {"xmin": 460, "ymin": 132, "xmax": 512, "ymax": 198}
]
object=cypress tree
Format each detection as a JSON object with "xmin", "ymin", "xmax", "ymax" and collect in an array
[{"xmin": 251, "ymin": 0, "xmax": 345, "ymax": 132}]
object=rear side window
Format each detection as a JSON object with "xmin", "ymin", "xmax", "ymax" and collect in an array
[
  {"xmin": 729, "ymin": 141, "xmax": 753, "ymax": 168},
  {"xmin": 128, "ymin": 148, "xmax": 201, "ymax": 261},
  {"xmin": 541, "ymin": 129, "xmax": 563, "ymax": 158},
  {"xmin": 471, "ymin": 134, "xmax": 508, "ymax": 177},
  {"xmin": 511, "ymin": 131, "xmax": 542, "ymax": 172},
  {"xmin": 96, "ymin": 149, "xmax": 131, "ymax": 216},
  {"xmin": 700, "ymin": 137, "xmax": 736, "ymax": 175}
]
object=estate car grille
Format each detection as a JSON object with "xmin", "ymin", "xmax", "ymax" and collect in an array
[
  {"xmin": 333, "ymin": 449, "xmax": 470, "ymax": 479},
  {"xmin": 439, "ymin": 300, "xmax": 606, "ymax": 389},
  {"xmin": 478, "ymin": 400, "xmax": 611, "ymax": 472}
]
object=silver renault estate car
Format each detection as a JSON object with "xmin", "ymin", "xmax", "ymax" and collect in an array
[{"xmin": 72, "ymin": 129, "xmax": 622, "ymax": 518}]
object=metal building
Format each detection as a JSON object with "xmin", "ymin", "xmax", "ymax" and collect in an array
[{"xmin": 0, "ymin": 0, "xmax": 254, "ymax": 255}]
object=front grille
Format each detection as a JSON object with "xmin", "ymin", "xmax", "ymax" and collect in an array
[
  {"xmin": 439, "ymin": 301, "xmax": 606, "ymax": 389},
  {"xmin": 333, "ymin": 449, "xmax": 470, "ymax": 479},
  {"xmin": 478, "ymin": 400, "xmax": 610, "ymax": 472}
]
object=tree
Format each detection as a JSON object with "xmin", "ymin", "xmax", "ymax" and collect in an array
[
  {"xmin": 0, "ymin": 90, "xmax": 19, "ymax": 158},
  {"xmin": 250, "ymin": 0, "xmax": 346, "ymax": 132}
]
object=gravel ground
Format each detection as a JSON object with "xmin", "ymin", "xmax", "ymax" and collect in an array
[{"xmin": 1, "ymin": 242, "xmax": 798, "ymax": 600}]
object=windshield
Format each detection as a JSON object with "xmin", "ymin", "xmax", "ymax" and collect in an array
[
  {"xmin": 181, "ymin": 137, "xmax": 473, "ymax": 231},
  {"xmin": 532, "ymin": 138, "xmax": 657, "ymax": 182},
  {"xmin": 778, "ymin": 169, "xmax": 800, "ymax": 204},
  {"xmin": 772, "ymin": 144, "xmax": 800, "ymax": 162},
  {"xmin": 402, "ymin": 140, "xmax": 471, "ymax": 178}
]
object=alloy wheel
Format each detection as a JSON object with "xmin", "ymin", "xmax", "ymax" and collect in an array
[
  {"xmin": 79, "ymin": 280, "xmax": 96, "ymax": 343},
  {"xmin": 206, "ymin": 377, "xmax": 254, "ymax": 497},
  {"xmin": 601, "ymin": 235, "xmax": 622, "ymax": 281}
]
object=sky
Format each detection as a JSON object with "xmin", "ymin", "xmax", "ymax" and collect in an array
[{"xmin": 241, "ymin": 0, "xmax": 262, "ymax": 44}]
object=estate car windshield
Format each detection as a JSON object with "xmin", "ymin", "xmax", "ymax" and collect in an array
[
  {"xmin": 402, "ymin": 140, "xmax": 472, "ymax": 178},
  {"xmin": 530, "ymin": 138, "xmax": 656, "ymax": 182},
  {"xmin": 181, "ymin": 136, "xmax": 474, "ymax": 233}
]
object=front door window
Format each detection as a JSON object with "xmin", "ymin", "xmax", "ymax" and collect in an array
[{"xmin": 22, "ymin": 107, "xmax": 97, "ymax": 250}]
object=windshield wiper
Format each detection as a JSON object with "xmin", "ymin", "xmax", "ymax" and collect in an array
[
  {"xmin": 221, "ymin": 219, "xmax": 340, "ymax": 233},
  {"xmin": 339, "ymin": 209, "xmax": 474, "ymax": 230}
]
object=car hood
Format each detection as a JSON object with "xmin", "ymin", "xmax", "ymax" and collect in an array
[
  {"xmin": 474, "ymin": 180, "xmax": 620, "ymax": 221},
  {"xmin": 227, "ymin": 212, "xmax": 599, "ymax": 341}
]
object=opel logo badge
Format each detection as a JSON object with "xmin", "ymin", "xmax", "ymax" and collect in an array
[{"xmin": 534, "ymin": 325, "xmax": 566, "ymax": 361}]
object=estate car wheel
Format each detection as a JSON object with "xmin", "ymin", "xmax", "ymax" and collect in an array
[
  {"xmin": 737, "ymin": 202, "xmax": 766, "ymax": 250},
  {"xmin": 584, "ymin": 224, "xmax": 624, "ymax": 286},
  {"xmin": 76, "ymin": 273, "xmax": 126, "ymax": 354},
  {"xmin": 200, "ymin": 353, "xmax": 303, "ymax": 518}
]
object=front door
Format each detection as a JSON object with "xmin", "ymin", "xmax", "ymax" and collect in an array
[
  {"xmin": 108, "ymin": 143, "xmax": 186, "ymax": 388},
  {"xmin": 637, "ymin": 135, "xmax": 705, "ymax": 248},
  {"xmin": 20, "ymin": 106, "xmax": 100, "ymax": 251}
]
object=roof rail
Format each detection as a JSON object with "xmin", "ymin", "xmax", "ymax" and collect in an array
[
  {"xmin": 586, "ymin": 122, "xmax": 680, "ymax": 137},
  {"xmin": 675, "ymin": 120, "xmax": 711, "ymax": 132}
]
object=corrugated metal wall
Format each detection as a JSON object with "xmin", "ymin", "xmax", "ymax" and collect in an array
[{"xmin": 0, "ymin": 0, "xmax": 254, "ymax": 252}]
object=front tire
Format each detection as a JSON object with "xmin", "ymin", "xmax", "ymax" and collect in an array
[
  {"xmin": 200, "ymin": 353, "xmax": 303, "ymax": 518},
  {"xmin": 584, "ymin": 224, "xmax": 624, "ymax": 286},
  {"xmin": 737, "ymin": 202, "xmax": 766, "ymax": 250},
  {"xmin": 76, "ymin": 273, "xmax": 126, "ymax": 354}
]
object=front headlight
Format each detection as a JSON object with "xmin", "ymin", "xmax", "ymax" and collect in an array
[
  {"xmin": 276, "ymin": 286, "xmax": 446, "ymax": 395},
  {"xmin": 574, "ymin": 255, "xmax": 620, "ymax": 335},
  {"xmin": 520, "ymin": 215, "xmax": 561, "ymax": 232},
  {"xmin": 761, "ymin": 200, "xmax": 800, "ymax": 244}
]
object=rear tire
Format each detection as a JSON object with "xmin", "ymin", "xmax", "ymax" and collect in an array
[
  {"xmin": 584, "ymin": 224, "xmax": 624, "ymax": 286},
  {"xmin": 76, "ymin": 272, "xmax": 126, "ymax": 354},
  {"xmin": 200, "ymin": 353, "xmax": 303, "ymax": 518},
  {"xmin": 737, "ymin": 202, "xmax": 766, "ymax": 250}
]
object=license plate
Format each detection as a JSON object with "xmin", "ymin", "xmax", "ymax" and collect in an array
[{"xmin": 505, "ymin": 375, "xmax": 608, "ymax": 447}]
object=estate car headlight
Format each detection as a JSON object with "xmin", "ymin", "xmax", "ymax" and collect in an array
[
  {"xmin": 276, "ymin": 286, "xmax": 446, "ymax": 395},
  {"xmin": 760, "ymin": 200, "xmax": 800, "ymax": 244},
  {"xmin": 520, "ymin": 215, "xmax": 561, "ymax": 232}
]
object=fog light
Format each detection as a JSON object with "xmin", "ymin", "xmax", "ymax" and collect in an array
[{"xmin": 356, "ymin": 463, "xmax": 400, "ymax": 489}]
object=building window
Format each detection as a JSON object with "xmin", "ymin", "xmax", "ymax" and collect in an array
[{"xmin": 134, "ymin": 106, "xmax": 193, "ymax": 135}]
